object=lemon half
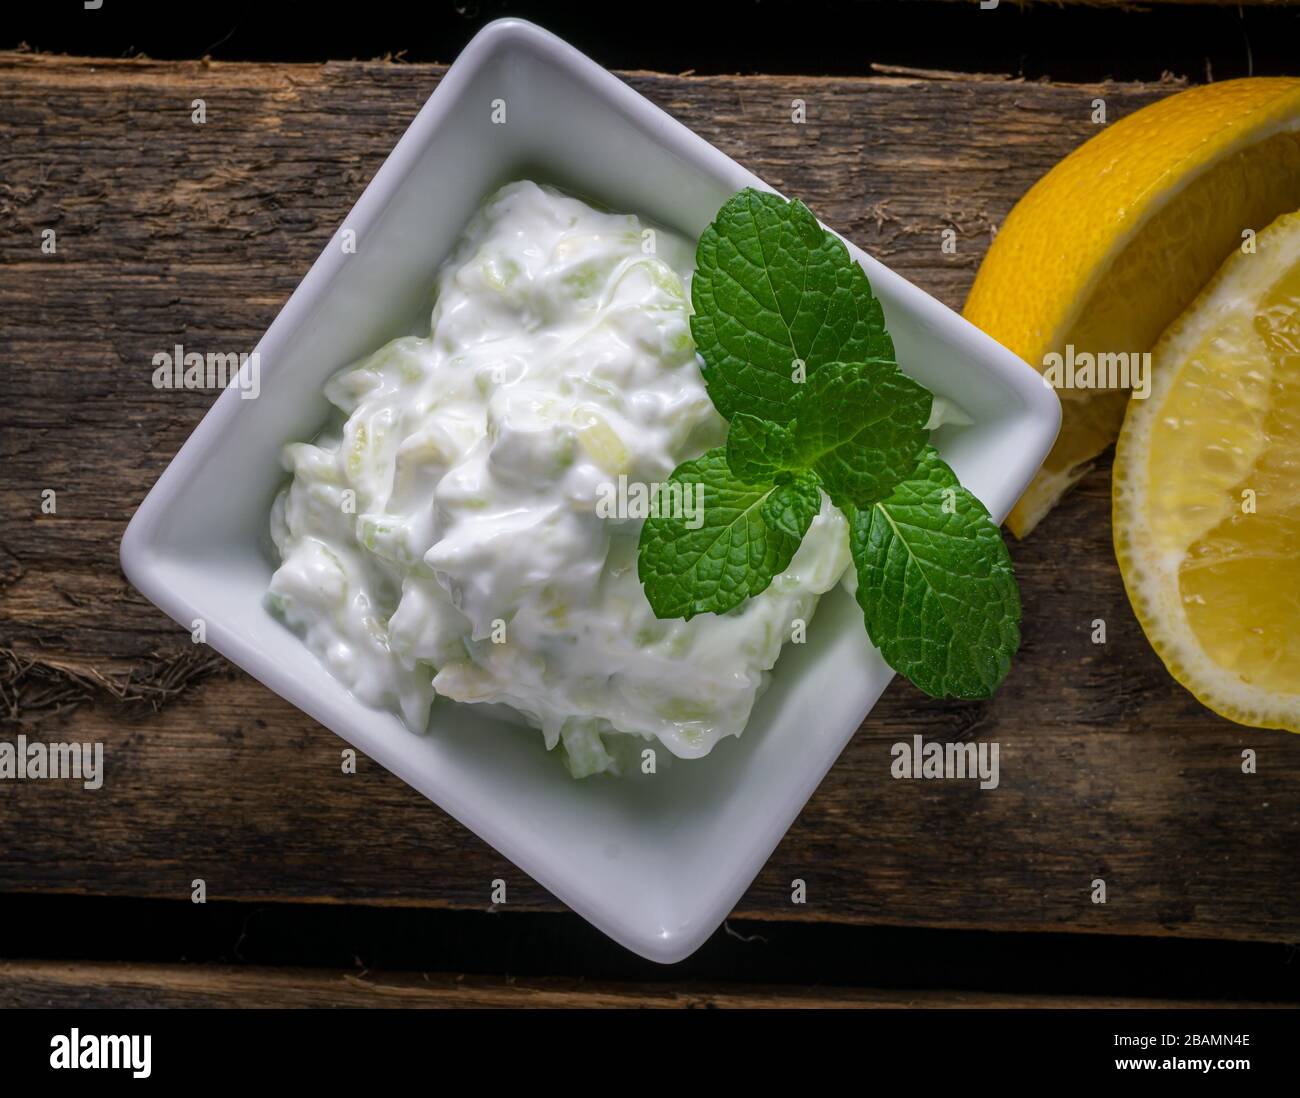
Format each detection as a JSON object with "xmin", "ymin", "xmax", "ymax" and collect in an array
[
  {"xmin": 1113, "ymin": 210, "xmax": 1300, "ymax": 732},
  {"xmin": 964, "ymin": 78, "xmax": 1300, "ymax": 537}
]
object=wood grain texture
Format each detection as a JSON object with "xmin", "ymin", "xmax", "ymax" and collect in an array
[
  {"xmin": 1, "ymin": 960, "xmax": 1281, "ymax": 1009},
  {"xmin": 1, "ymin": 54, "xmax": 1297, "ymax": 944}
]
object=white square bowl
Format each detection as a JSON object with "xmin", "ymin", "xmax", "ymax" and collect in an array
[{"xmin": 120, "ymin": 18, "xmax": 1059, "ymax": 963}]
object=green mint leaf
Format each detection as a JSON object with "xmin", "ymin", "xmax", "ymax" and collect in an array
[
  {"xmin": 788, "ymin": 360, "xmax": 931, "ymax": 509},
  {"xmin": 690, "ymin": 188, "xmax": 895, "ymax": 425},
  {"xmin": 760, "ymin": 470, "xmax": 822, "ymax": 539},
  {"xmin": 637, "ymin": 449, "xmax": 812, "ymax": 621},
  {"xmin": 847, "ymin": 447, "xmax": 1021, "ymax": 699},
  {"xmin": 726, "ymin": 413, "xmax": 795, "ymax": 482}
]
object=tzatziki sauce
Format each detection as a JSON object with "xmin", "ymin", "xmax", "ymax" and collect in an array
[{"xmin": 267, "ymin": 181, "xmax": 858, "ymax": 776}]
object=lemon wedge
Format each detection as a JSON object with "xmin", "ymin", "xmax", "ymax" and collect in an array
[
  {"xmin": 1113, "ymin": 209, "xmax": 1300, "ymax": 732},
  {"xmin": 964, "ymin": 77, "xmax": 1300, "ymax": 537}
]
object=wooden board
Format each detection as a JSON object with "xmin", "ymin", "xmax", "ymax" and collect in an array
[
  {"xmin": 0, "ymin": 960, "xmax": 1282, "ymax": 1009},
  {"xmin": 2, "ymin": 54, "xmax": 1298, "ymax": 945}
]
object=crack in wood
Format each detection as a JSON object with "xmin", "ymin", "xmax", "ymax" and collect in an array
[{"xmin": 0, "ymin": 645, "xmax": 229, "ymax": 727}]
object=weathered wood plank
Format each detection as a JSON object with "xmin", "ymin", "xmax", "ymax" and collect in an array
[
  {"xmin": 2, "ymin": 55, "xmax": 1298, "ymax": 944},
  {"xmin": 0, "ymin": 960, "xmax": 1279, "ymax": 1009}
]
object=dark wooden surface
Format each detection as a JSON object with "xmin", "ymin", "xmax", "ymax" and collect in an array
[
  {"xmin": 2, "ymin": 54, "xmax": 1298, "ymax": 965},
  {"xmin": 3, "ymin": 960, "xmax": 1282, "ymax": 1010}
]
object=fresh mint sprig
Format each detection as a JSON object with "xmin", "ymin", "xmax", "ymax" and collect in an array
[{"xmin": 637, "ymin": 188, "xmax": 1021, "ymax": 698}]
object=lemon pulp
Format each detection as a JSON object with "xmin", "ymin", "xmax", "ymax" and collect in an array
[{"xmin": 1177, "ymin": 265, "xmax": 1300, "ymax": 696}]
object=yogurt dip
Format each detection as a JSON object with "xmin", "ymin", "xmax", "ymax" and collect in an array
[{"xmin": 266, "ymin": 180, "xmax": 854, "ymax": 777}]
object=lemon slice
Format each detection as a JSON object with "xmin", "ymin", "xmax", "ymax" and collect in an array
[
  {"xmin": 1113, "ymin": 210, "xmax": 1300, "ymax": 732},
  {"xmin": 964, "ymin": 77, "xmax": 1300, "ymax": 537}
]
